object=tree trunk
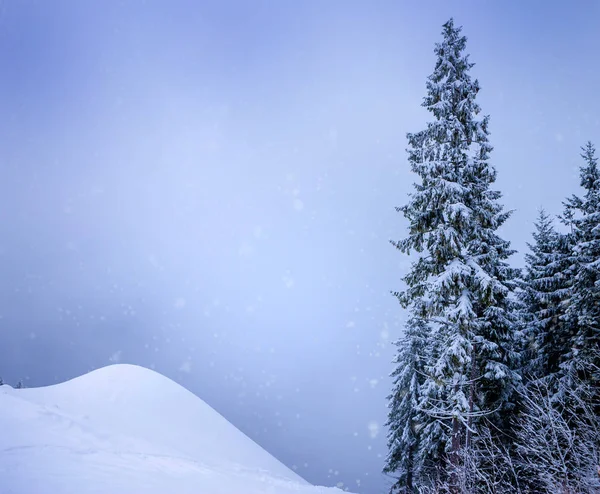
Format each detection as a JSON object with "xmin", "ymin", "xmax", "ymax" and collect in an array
[
  {"xmin": 405, "ymin": 442, "xmax": 414, "ymax": 494},
  {"xmin": 466, "ymin": 345, "xmax": 477, "ymax": 449},
  {"xmin": 449, "ymin": 381, "xmax": 462, "ymax": 494}
]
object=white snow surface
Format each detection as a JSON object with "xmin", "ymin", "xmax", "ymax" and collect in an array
[{"xmin": 0, "ymin": 364, "xmax": 351, "ymax": 494}]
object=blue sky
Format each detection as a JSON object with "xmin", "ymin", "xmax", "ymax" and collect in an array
[{"xmin": 1, "ymin": 1, "xmax": 599, "ymax": 492}]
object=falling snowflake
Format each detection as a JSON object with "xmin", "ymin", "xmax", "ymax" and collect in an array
[
  {"xmin": 109, "ymin": 351, "xmax": 122, "ymax": 363},
  {"xmin": 293, "ymin": 198, "xmax": 304, "ymax": 211},
  {"xmin": 380, "ymin": 325, "xmax": 390, "ymax": 341},
  {"xmin": 179, "ymin": 360, "xmax": 192, "ymax": 373},
  {"xmin": 238, "ymin": 242, "xmax": 254, "ymax": 258},
  {"xmin": 282, "ymin": 274, "xmax": 295, "ymax": 289},
  {"xmin": 367, "ymin": 421, "xmax": 380, "ymax": 439}
]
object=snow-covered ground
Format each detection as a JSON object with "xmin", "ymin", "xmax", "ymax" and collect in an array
[{"xmin": 0, "ymin": 364, "xmax": 351, "ymax": 494}]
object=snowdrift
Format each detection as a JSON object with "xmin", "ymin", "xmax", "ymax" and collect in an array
[{"xmin": 0, "ymin": 364, "xmax": 350, "ymax": 494}]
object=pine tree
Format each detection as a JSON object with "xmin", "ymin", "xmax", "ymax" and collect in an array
[
  {"xmin": 561, "ymin": 142, "xmax": 600, "ymax": 395},
  {"xmin": 390, "ymin": 18, "xmax": 520, "ymax": 490},
  {"xmin": 384, "ymin": 316, "xmax": 431, "ymax": 493},
  {"xmin": 520, "ymin": 209, "xmax": 572, "ymax": 382}
]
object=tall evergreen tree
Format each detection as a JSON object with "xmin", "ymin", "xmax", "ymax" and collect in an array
[
  {"xmin": 384, "ymin": 316, "xmax": 431, "ymax": 493},
  {"xmin": 389, "ymin": 18, "xmax": 520, "ymax": 490},
  {"xmin": 561, "ymin": 142, "xmax": 600, "ymax": 394}
]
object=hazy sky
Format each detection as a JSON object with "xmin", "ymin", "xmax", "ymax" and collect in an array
[{"xmin": 1, "ymin": 1, "xmax": 599, "ymax": 492}]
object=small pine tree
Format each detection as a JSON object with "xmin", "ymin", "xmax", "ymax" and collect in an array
[
  {"xmin": 561, "ymin": 142, "xmax": 600, "ymax": 396},
  {"xmin": 384, "ymin": 316, "xmax": 432, "ymax": 493},
  {"xmin": 15, "ymin": 379, "xmax": 23, "ymax": 389},
  {"xmin": 520, "ymin": 209, "xmax": 572, "ymax": 382}
]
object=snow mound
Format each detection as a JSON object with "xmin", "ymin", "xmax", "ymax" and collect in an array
[{"xmin": 0, "ymin": 364, "xmax": 350, "ymax": 494}]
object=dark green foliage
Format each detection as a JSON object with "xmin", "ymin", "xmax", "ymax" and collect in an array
[{"xmin": 520, "ymin": 209, "xmax": 572, "ymax": 383}]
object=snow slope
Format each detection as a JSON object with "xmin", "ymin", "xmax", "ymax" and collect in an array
[{"xmin": 0, "ymin": 364, "xmax": 351, "ymax": 494}]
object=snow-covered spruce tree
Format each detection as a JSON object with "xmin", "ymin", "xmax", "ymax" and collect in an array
[
  {"xmin": 390, "ymin": 19, "xmax": 520, "ymax": 490},
  {"xmin": 561, "ymin": 142, "xmax": 600, "ymax": 398},
  {"xmin": 384, "ymin": 316, "xmax": 431, "ymax": 493},
  {"xmin": 520, "ymin": 209, "xmax": 572, "ymax": 382}
]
